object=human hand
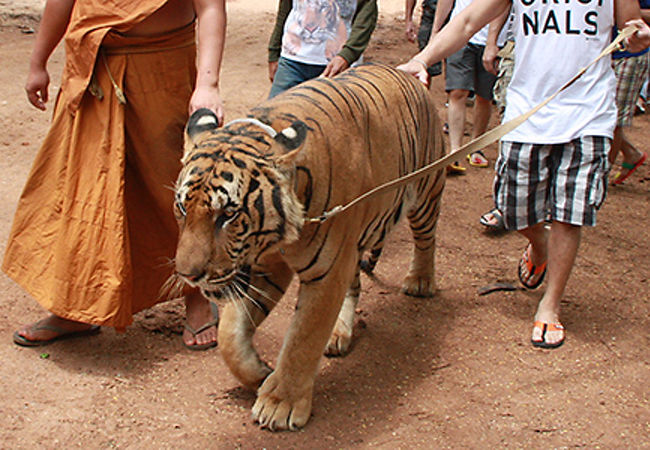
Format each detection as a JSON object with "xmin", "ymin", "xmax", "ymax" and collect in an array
[
  {"xmin": 623, "ymin": 19, "xmax": 650, "ymax": 53},
  {"xmin": 396, "ymin": 58, "xmax": 430, "ymax": 87},
  {"xmin": 482, "ymin": 43, "xmax": 499, "ymax": 75},
  {"xmin": 268, "ymin": 61, "xmax": 278, "ymax": 82},
  {"xmin": 189, "ymin": 84, "xmax": 224, "ymax": 126},
  {"xmin": 405, "ymin": 20, "xmax": 417, "ymax": 43},
  {"xmin": 320, "ymin": 55, "xmax": 349, "ymax": 78},
  {"xmin": 25, "ymin": 65, "xmax": 50, "ymax": 111}
]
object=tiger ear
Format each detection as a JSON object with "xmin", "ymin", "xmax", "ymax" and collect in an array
[
  {"xmin": 272, "ymin": 120, "xmax": 308, "ymax": 169},
  {"xmin": 185, "ymin": 108, "xmax": 220, "ymax": 142},
  {"xmin": 183, "ymin": 108, "xmax": 220, "ymax": 163}
]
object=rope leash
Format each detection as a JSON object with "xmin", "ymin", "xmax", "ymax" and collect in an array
[{"xmin": 304, "ymin": 26, "xmax": 637, "ymax": 225}]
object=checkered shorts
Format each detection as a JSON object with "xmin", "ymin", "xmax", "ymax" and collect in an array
[
  {"xmin": 614, "ymin": 53, "xmax": 650, "ymax": 127},
  {"xmin": 493, "ymin": 137, "xmax": 611, "ymax": 230}
]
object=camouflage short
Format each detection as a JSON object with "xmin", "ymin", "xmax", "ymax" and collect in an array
[{"xmin": 493, "ymin": 41, "xmax": 514, "ymax": 116}]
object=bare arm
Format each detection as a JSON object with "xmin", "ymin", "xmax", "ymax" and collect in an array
[
  {"xmin": 190, "ymin": 0, "xmax": 227, "ymax": 121},
  {"xmin": 615, "ymin": 0, "xmax": 650, "ymax": 53},
  {"xmin": 431, "ymin": 0, "xmax": 454, "ymax": 34},
  {"xmin": 482, "ymin": 7, "xmax": 510, "ymax": 75},
  {"xmin": 26, "ymin": 0, "xmax": 75, "ymax": 110},
  {"xmin": 397, "ymin": 0, "xmax": 511, "ymax": 84},
  {"xmin": 405, "ymin": 0, "xmax": 417, "ymax": 42}
]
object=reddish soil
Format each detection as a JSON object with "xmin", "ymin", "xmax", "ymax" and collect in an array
[{"xmin": 0, "ymin": 1, "xmax": 648, "ymax": 448}]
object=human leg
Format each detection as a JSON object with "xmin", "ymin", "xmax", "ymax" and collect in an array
[
  {"xmin": 610, "ymin": 53, "xmax": 649, "ymax": 179},
  {"xmin": 467, "ymin": 95, "xmax": 493, "ymax": 167},
  {"xmin": 445, "ymin": 46, "xmax": 477, "ymax": 173},
  {"xmin": 183, "ymin": 289, "xmax": 218, "ymax": 349},
  {"xmin": 529, "ymin": 222, "xmax": 581, "ymax": 347}
]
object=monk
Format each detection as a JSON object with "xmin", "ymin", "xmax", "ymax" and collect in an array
[{"xmin": 6, "ymin": 0, "xmax": 227, "ymax": 350}]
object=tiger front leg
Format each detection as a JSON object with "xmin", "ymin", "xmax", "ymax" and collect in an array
[
  {"xmin": 252, "ymin": 254, "xmax": 357, "ymax": 431},
  {"xmin": 218, "ymin": 262, "xmax": 293, "ymax": 390}
]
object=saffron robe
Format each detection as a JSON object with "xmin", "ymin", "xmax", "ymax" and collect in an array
[{"xmin": 3, "ymin": 0, "xmax": 196, "ymax": 329}]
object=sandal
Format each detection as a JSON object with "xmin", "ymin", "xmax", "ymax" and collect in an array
[
  {"xmin": 517, "ymin": 244, "xmax": 547, "ymax": 289},
  {"xmin": 184, "ymin": 301, "xmax": 219, "ymax": 351},
  {"xmin": 13, "ymin": 318, "xmax": 100, "ymax": 347},
  {"xmin": 446, "ymin": 161, "xmax": 466, "ymax": 174},
  {"xmin": 479, "ymin": 208, "xmax": 505, "ymax": 231},
  {"xmin": 611, "ymin": 151, "xmax": 647, "ymax": 185},
  {"xmin": 531, "ymin": 320, "xmax": 565, "ymax": 349},
  {"xmin": 467, "ymin": 150, "xmax": 489, "ymax": 168}
]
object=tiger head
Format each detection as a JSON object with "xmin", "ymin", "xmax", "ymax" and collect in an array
[{"xmin": 172, "ymin": 109, "xmax": 306, "ymax": 299}]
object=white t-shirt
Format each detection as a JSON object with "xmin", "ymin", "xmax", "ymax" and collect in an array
[
  {"xmin": 503, "ymin": 0, "xmax": 617, "ymax": 143},
  {"xmin": 280, "ymin": 0, "xmax": 358, "ymax": 66},
  {"xmin": 450, "ymin": 0, "xmax": 490, "ymax": 45}
]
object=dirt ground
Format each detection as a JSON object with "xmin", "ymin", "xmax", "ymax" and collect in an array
[{"xmin": 0, "ymin": 1, "xmax": 648, "ymax": 448}]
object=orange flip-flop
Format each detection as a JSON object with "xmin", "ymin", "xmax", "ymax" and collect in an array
[
  {"xmin": 531, "ymin": 321, "xmax": 565, "ymax": 349},
  {"xmin": 518, "ymin": 244, "xmax": 547, "ymax": 289}
]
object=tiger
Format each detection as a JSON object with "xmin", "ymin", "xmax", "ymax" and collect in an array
[{"xmin": 172, "ymin": 64, "xmax": 446, "ymax": 431}]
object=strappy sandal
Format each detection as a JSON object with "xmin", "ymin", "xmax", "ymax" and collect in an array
[
  {"xmin": 479, "ymin": 208, "xmax": 505, "ymax": 231},
  {"xmin": 184, "ymin": 301, "xmax": 219, "ymax": 351},
  {"xmin": 518, "ymin": 244, "xmax": 547, "ymax": 289}
]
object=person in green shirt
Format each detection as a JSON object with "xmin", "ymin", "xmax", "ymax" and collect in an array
[{"xmin": 267, "ymin": 0, "xmax": 378, "ymax": 98}]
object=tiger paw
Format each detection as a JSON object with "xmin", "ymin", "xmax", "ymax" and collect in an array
[
  {"xmin": 324, "ymin": 318, "xmax": 353, "ymax": 356},
  {"xmin": 252, "ymin": 372, "xmax": 313, "ymax": 431},
  {"xmin": 402, "ymin": 274, "xmax": 435, "ymax": 297}
]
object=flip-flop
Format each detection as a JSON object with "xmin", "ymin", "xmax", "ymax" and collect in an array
[
  {"xmin": 611, "ymin": 151, "xmax": 647, "ymax": 185},
  {"xmin": 467, "ymin": 150, "xmax": 489, "ymax": 168},
  {"xmin": 184, "ymin": 301, "xmax": 219, "ymax": 351},
  {"xmin": 446, "ymin": 161, "xmax": 466, "ymax": 174},
  {"xmin": 13, "ymin": 321, "xmax": 100, "ymax": 347},
  {"xmin": 531, "ymin": 320, "xmax": 565, "ymax": 349},
  {"xmin": 518, "ymin": 243, "xmax": 547, "ymax": 289},
  {"xmin": 479, "ymin": 208, "xmax": 505, "ymax": 231}
]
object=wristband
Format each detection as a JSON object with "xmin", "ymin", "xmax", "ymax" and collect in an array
[{"xmin": 411, "ymin": 57, "xmax": 429, "ymax": 70}]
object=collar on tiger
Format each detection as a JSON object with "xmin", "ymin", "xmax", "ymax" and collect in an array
[{"xmin": 224, "ymin": 118, "xmax": 277, "ymax": 138}]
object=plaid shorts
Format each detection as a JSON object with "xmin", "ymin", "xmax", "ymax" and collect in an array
[
  {"xmin": 493, "ymin": 137, "xmax": 611, "ymax": 230},
  {"xmin": 614, "ymin": 53, "xmax": 650, "ymax": 127}
]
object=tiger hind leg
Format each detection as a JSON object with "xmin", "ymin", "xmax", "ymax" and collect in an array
[
  {"xmin": 403, "ymin": 171, "xmax": 444, "ymax": 297},
  {"xmin": 325, "ymin": 260, "xmax": 361, "ymax": 356},
  {"xmin": 359, "ymin": 245, "xmax": 383, "ymax": 274}
]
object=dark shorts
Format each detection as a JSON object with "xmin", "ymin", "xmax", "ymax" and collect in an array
[
  {"xmin": 417, "ymin": 5, "xmax": 442, "ymax": 77},
  {"xmin": 445, "ymin": 43, "xmax": 497, "ymax": 100}
]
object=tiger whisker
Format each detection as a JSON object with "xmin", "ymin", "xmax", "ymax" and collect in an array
[
  {"xmin": 230, "ymin": 283, "xmax": 257, "ymax": 328},
  {"xmin": 234, "ymin": 272, "xmax": 278, "ymax": 305}
]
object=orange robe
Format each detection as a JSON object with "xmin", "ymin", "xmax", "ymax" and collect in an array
[{"xmin": 2, "ymin": 1, "xmax": 196, "ymax": 330}]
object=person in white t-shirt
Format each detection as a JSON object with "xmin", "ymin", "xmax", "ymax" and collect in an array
[
  {"xmin": 267, "ymin": 0, "xmax": 378, "ymax": 99},
  {"xmin": 398, "ymin": 0, "xmax": 650, "ymax": 349}
]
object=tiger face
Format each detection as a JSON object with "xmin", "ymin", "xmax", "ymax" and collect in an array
[{"xmin": 173, "ymin": 110, "xmax": 306, "ymax": 300}]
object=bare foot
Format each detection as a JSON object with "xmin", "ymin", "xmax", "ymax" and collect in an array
[{"xmin": 182, "ymin": 291, "xmax": 218, "ymax": 350}]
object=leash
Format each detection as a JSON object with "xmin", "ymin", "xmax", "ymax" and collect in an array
[{"xmin": 303, "ymin": 26, "xmax": 637, "ymax": 225}]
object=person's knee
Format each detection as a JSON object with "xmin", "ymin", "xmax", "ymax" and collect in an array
[{"xmin": 448, "ymin": 89, "xmax": 469, "ymax": 102}]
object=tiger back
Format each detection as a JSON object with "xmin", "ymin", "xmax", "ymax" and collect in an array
[{"xmin": 173, "ymin": 63, "xmax": 446, "ymax": 431}]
